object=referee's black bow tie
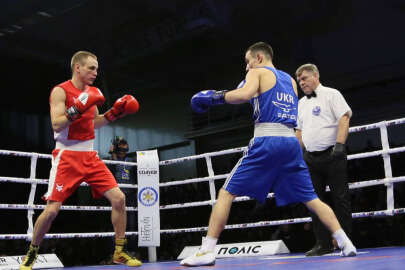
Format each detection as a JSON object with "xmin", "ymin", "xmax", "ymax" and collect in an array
[{"xmin": 306, "ymin": 91, "xmax": 317, "ymax": 99}]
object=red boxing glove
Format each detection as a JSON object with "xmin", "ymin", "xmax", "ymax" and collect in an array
[
  {"xmin": 104, "ymin": 95, "xmax": 139, "ymax": 122},
  {"xmin": 65, "ymin": 88, "xmax": 105, "ymax": 121}
]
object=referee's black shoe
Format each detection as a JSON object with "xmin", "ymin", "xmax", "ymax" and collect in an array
[{"xmin": 305, "ymin": 243, "xmax": 334, "ymax": 256}]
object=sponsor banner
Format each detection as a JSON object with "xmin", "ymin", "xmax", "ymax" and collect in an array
[
  {"xmin": 137, "ymin": 150, "xmax": 160, "ymax": 247},
  {"xmin": 0, "ymin": 254, "xmax": 63, "ymax": 270},
  {"xmin": 177, "ymin": 240, "xmax": 289, "ymax": 259}
]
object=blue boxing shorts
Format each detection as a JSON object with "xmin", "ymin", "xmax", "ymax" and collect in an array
[{"xmin": 223, "ymin": 136, "xmax": 317, "ymax": 205}]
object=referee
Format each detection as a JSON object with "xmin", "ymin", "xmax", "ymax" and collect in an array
[{"xmin": 295, "ymin": 63, "xmax": 353, "ymax": 256}]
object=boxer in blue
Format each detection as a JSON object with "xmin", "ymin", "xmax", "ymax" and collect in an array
[{"xmin": 180, "ymin": 42, "xmax": 356, "ymax": 267}]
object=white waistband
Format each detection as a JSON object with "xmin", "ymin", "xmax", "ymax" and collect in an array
[
  {"xmin": 254, "ymin": 123, "xmax": 295, "ymax": 137},
  {"xmin": 55, "ymin": 139, "xmax": 94, "ymax": 151}
]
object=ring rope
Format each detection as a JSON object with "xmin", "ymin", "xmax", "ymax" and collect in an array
[
  {"xmin": 1, "ymin": 208, "xmax": 404, "ymax": 240},
  {"xmin": 1, "ymin": 176, "xmax": 405, "ymax": 212},
  {"xmin": 347, "ymin": 146, "xmax": 405, "ymax": 160},
  {"xmin": 2, "ymin": 142, "xmax": 405, "ymax": 187},
  {"xmin": 1, "ymin": 117, "xmax": 404, "ymax": 165},
  {"xmin": 1, "ymin": 145, "xmax": 405, "ymax": 178}
]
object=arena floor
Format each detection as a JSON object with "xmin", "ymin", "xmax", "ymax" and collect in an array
[{"xmin": 56, "ymin": 246, "xmax": 405, "ymax": 270}]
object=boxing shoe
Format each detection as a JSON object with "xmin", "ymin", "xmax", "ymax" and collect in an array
[
  {"xmin": 113, "ymin": 238, "xmax": 142, "ymax": 267},
  {"xmin": 180, "ymin": 250, "xmax": 216, "ymax": 267},
  {"xmin": 305, "ymin": 243, "xmax": 334, "ymax": 256},
  {"xmin": 332, "ymin": 228, "xmax": 357, "ymax": 257},
  {"xmin": 20, "ymin": 244, "xmax": 39, "ymax": 270},
  {"xmin": 340, "ymin": 240, "xmax": 357, "ymax": 257}
]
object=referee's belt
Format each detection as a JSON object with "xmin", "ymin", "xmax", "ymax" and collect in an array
[{"xmin": 307, "ymin": 146, "xmax": 334, "ymax": 156}]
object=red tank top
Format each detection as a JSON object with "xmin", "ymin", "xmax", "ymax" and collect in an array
[{"xmin": 52, "ymin": 80, "xmax": 96, "ymax": 141}]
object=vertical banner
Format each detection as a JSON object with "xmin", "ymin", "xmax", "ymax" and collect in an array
[{"xmin": 137, "ymin": 150, "xmax": 160, "ymax": 247}]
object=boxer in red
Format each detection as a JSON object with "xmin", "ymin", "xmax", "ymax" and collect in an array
[{"xmin": 20, "ymin": 51, "xmax": 141, "ymax": 269}]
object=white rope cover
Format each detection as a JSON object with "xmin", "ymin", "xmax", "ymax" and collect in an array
[
  {"xmin": 1, "ymin": 208, "xmax": 404, "ymax": 240},
  {"xmin": 1, "ymin": 175, "xmax": 405, "ymax": 212},
  {"xmin": 1, "ymin": 116, "xmax": 404, "ymax": 164}
]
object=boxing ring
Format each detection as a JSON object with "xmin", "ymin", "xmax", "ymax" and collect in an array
[{"xmin": 1, "ymin": 117, "xmax": 405, "ymax": 269}]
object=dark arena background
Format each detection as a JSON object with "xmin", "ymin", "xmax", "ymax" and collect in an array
[{"xmin": 1, "ymin": 1, "xmax": 405, "ymax": 269}]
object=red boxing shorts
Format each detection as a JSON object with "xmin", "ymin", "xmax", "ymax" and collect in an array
[{"xmin": 43, "ymin": 149, "xmax": 118, "ymax": 203}]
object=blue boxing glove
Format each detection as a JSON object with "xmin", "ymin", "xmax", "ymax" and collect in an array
[{"xmin": 191, "ymin": 90, "xmax": 227, "ymax": 113}]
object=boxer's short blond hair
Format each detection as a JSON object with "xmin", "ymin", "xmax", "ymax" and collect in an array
[{"xmin": 70, "ymin": 51, "xmax": 97, "ymax": 71}]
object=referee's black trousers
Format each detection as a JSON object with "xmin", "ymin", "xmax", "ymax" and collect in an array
[{"xmin": 304, "ymin": 148, "xmax": 352, "ymax": 247}]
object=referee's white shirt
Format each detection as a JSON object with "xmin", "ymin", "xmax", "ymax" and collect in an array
[{"xmin": 296, "ymin": 84, "xmax": 352, "ymax": 152}]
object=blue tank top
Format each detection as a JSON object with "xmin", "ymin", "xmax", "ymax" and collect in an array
[{"xmin": 246, "ymin": 66, "xmax": 298, "ymax": 127}]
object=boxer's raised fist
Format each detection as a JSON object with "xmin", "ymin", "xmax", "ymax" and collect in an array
[
  {"xmin": 65, "ymin": 87, "xmax": 105, "ymax": 121},
  {"xmin": 104, "ymin": 95, "xmax": 139, "ymax": 122},
  {"xmin": 190, "ymin": 90, "xmax": 227, "ymax": 113}
]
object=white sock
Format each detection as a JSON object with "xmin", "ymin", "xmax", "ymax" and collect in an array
[
  {"xmin": 201, "ymin": 236, "xmax": 217, "ymax": 252},
  {"xmin": 332, "ymin": 229, "xmax": 349, "ymax": 249}
]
